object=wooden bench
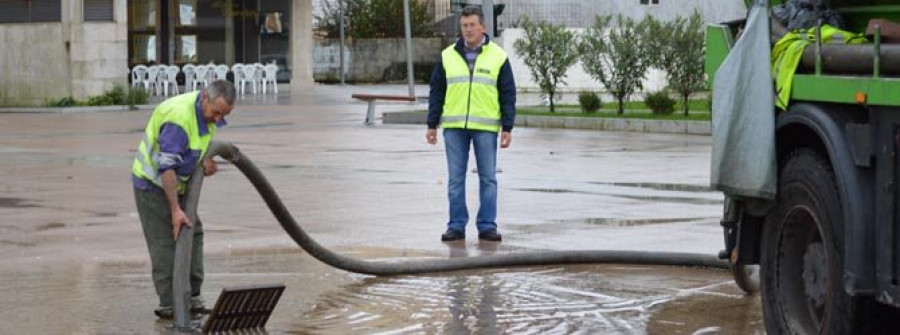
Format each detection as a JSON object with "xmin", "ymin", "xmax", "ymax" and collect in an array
[{"xmin": 351, "ymin": 93, "xmax": 416, "ymax": 125}]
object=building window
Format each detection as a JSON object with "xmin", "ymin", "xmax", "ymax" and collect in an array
[
  {"xmin": 85, "ymin": 0, "xmax": 114, "ymax": 21},
  {"xmin": 0, "ymin": 0, "xmax": 62, "ymax": 23},
  {"xmin": 640, "ymin": 0, "xmax": 660, "ymax": 5}
]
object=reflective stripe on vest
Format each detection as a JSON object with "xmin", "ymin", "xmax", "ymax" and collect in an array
[
  {"xmin": 131, "ymin": 91, "xmax": 214, "ymax": 194},
  {"xmin": 441, "ymin": 42, "xmax": 507, "ymax": 132}
]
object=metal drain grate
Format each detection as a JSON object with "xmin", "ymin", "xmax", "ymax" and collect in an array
[{"xmin": 202, "ymin": 284, "xmax": 285, "ymax": 333}]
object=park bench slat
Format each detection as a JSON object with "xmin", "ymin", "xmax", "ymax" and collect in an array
[{"xmin": 352, "ymin": 93, "xmax": 417, "ymax": 125}]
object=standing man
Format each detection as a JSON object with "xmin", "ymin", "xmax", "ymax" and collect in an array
[
  {"xmin": 132, "ymin": 80, "xmax": 236, "ymax": 319},
  {"xmin": 427, "ymin": 6, "xmax": 516, "ymax": 242}
]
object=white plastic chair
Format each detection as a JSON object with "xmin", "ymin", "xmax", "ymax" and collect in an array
[
  {"xmin": 193, "ymin": 65, "xmax": 210, "ymax": 90},
  {"xmin": 241, "ymin": 65, "xmax": 259, "ymax": 94},
  {"xmin": 146, "ymin": 65, "xmax": 162, "ymax": 95},
  {"xmin": 261, "ymin": 63, "xmax": 278, "ymax": 94},
  {"xmin": 181, "ymin": 64, "xmax": 196, "ymax": 92},
  {"xmin": 159, "ymin": 65, "xmax": 180, "ymax": 96},
  {"xmin": 254, "ymin": 63, "xmax": 265, "ymax": 90},
  {"xmin": 131, "ymin": 65, "xmax": 148, "ymax": 90},
  {"xmin": 231, "ymin": 64, "xmax": 245, "ymax": 94},
  {"xmin": 214, "ymin": 64, "xmax": 229, "ymax": 82}
]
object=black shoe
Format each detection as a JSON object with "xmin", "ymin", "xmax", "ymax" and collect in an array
[
  {"xmin": 191, "ymin": 306, "xmax": 212, "ymax": 315},
  {"xmin": 154, "ymin": 307, "xmax": 174, "ymax": 320},
  {"xmin": 191, "ymin": 296, "xmax": 212, "ymax": 315},
  {"xmin": 441, "ymin": 230, "xmax": 465, "ymax": 241},
  {"xmin": 478, "ymin": 231, "xmax": 502, "ymax": 241}
]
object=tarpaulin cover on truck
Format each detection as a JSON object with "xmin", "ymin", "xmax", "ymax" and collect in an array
[{"xmin": 711, "ymin": 0, "xmax": 777, "ymax": 200}]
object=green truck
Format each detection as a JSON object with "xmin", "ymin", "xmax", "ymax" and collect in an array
[{"xmin": 707, "ymin": 0, "xmax": 900, "ymax": 333}]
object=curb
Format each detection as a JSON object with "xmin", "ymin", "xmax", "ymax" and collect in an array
[
  {"xmin": 383, "ymin": 111, "xmax": 711, "ymax": 135},
  {"xmin": 0, "ymin": 105, "xmax": 156, "ymax": 113}
]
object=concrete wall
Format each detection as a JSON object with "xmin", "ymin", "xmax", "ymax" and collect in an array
[
  {"xmin": 0, "ymin": 0, "xmax": 129, "ymax": 106},
  {"xmin": 313, "ymin": 37, "xmax": 454, "ymax": 82},
  {"xmin": 68, "ymin": 0, "xmax": 129, "ymax": 100},
  {"xmin": 0, "ymin": 24, "xmax": 71, "ymax": 106}
]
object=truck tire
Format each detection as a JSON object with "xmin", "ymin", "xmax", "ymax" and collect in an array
[
  {"xmin": 731, "ymin": 263, "xmax": 760, "ymax": 294},
  {"xmin": 761, "ymin": 148, "xmax": 860, "ymax": 334}
]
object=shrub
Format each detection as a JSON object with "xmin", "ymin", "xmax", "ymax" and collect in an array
[
  {"xmin": 127, "ymin": 87, "xmax": 150, "ymax": 106},
  {"xmin": 644, "ymin": 90, "xmax": 675, "ymax": 115},
  {"xmin": 106, "ymin": 85, "xmax": 127, "ymax": 105},
  {"xmin": 48, "ymin": 96, "xmax": 77, "ymax": 107},
  {"xmin": 85, "ymin": 94, "xmax": 114, "ymax": 106},
  {"xmin": 578, "ymin": 91, "xmax": 601, "ymax": 113}
]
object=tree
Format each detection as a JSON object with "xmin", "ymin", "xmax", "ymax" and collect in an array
[
  {"xmin": 579, "ymin": 15, "xmax": 651, "ymax": 115},
  {"xmin": 315, "ymin": 0, "xmax": 435, "ymax": 39},
  {"xmin": 513, "ymin": 18, "xmax": 579, "ymax": 113},
  {"xmin": 646, "ymin": 11, "xmax": 706, "ymax": 116}
]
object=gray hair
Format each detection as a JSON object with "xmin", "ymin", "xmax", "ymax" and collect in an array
[
  {"xmin": 205, "ymin": 80, "xmax": 237, "ymax": 105},
  {"xmin": 460, "ymin": 6, "xmax": 484, "ymax": 25}
]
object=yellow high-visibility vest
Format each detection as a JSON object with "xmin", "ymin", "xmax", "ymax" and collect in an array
[
  {"xmin": 132, "ymin": 91, "xmax": 214, "ymax": 194},
  {"xmin": 772, "ymin": 25, "xmax": 866, "ymax": 109},
  {"xmin": 441, "ymin": 42, "xmax": 507, "ymax": 132}
]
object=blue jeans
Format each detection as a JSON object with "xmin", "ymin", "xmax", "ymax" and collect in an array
[{"xmin": 443, "ymin": 128, "xmax": 498, "ymax": 233}]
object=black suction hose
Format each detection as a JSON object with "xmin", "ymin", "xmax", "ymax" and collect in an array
[{"xmin": 188, "ymin": 141, "xmax": 728, "ymax": 276}]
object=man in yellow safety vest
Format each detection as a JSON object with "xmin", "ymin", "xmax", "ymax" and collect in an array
[
  {"xmin": 132, "ymin": 80, "xmax": 236, "ymax": 319},
  {"xmin": 426, "ymin": 6, "xmax": 516, "ymax": 242}
]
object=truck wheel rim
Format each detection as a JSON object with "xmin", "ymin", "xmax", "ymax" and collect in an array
[{"xmin": 782, "ymin": 204, "xmax": 830, "ymax": 332}]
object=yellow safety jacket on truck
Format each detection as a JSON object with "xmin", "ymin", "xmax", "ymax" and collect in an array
[
  {"xmin": 772, "ymin": 24, "xmax": 867, "ymax": 109},
  {"xmin": 440, "ymin": 41, "xmax": 508, "ymax": 132},
  {"xmin": 132, "ymin": 91, "xmax": 214, "ymax": 194}
]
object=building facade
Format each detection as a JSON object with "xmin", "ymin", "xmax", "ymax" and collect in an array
[{"xmin": 0, "ymin": 0, "xmax": 314, "ymax": 106}]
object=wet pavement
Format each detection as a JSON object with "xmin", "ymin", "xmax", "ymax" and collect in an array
[{"xmin": 0, "ymin": 84, "xmax": 763, "ymax": 334}]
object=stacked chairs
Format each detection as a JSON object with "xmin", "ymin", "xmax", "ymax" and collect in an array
[
  {"xmin": 262, "ymin": 63, "xmax": 278, "ymax": 94},
  {"xmin": 145, "ymin": 66, "xmax": 162, "ymax": 95},
  {"xmin": 193, "ymin": 65, "xmax": 211, "ymax": 90},
  {"xmin": 241, "ymin": 64, "xmax": 259, "ymax": 94},
  {"xmin": 158, "ymin": 65, "xmax": 181, "ymax": 96},
  {"xmin": 182, "ymin": 64, "xmax": 196, "ymax": 91},
  {"xmin": 131, "ymin": 65, "xmax": 148, "ymax": 90},
  {"xmin": 231, "ymin": 64, "xmax": 246, "ymax": 94},
  {"xmin": 214, "ymin": 65, "xmax": 229, "ymax": 81},
  {"xmin": 129, "ymin": 61, "xmax": 280, "ymax": 97}
]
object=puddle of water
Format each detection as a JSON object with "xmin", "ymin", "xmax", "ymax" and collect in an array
[
  {"xmin": 35, "ymin": 222, "xmax": 65, "ymax": 231},
  {"xmin": 0, "ymin": 248, "xmax": 352, "ymax": 334},
  {"xmin": 0, "ymin": 239, "xmax": 36, "ymax": 247},
  {"xmin": 595, "ymin": 182, "xmax": 715, "ymax": 193},
  {"xmin": 573, "ymin": 217, "xmax": 714, "ymax": 227},
  {"xmin": 356, "ymin": 169, "xmax": 395, "ymax": 174},
  {"xmin": 228, "ymin": 121, "xmax": 295, "ymax": 129},
  {"xmin": 292, "ymin": 264, "xmax": 763, "ymax": 335},
  {"xmin": 0, "ymin": 197, "xmax": 39, "ymax": 208},
  {"xmin": 0, "ymin": 246, "xmax": 763, "ymax": 334},
  {"xmin": 512, "ymin": 188, "xmax": 722, "ymax": 206}
]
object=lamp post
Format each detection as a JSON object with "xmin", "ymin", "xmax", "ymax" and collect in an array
[
  {"xmin": 339, "ymin": 0, "xmax": 345, "ymax": 85},
  {"xmin": 404, "ymin": 0, "xmax": 415, "ymax": 98}
]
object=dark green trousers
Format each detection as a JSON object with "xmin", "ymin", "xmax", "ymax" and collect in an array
[{"xmin": 134, "ymin": 187, "xmax": 204, "ymax": 308}]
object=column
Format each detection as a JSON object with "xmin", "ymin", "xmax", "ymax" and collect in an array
[{"xmin": 290, "ymin": 0, "xmax": 314, "ymax": 92}]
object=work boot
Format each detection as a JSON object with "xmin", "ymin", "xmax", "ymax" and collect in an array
[
  {"xmin": 441, "ymin": 229, "xmax": 465, "ymax": 241},
  {"xmin": 191, "ymin": 296, "xmax": 212, "ymax": 315},
  {"xmin": 478, "ymin": 230, "xmax": 502, "ymax": 242},
  {"xmin": 154, "ymin": 306, "xmax": 174, "ymax": 320}
]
